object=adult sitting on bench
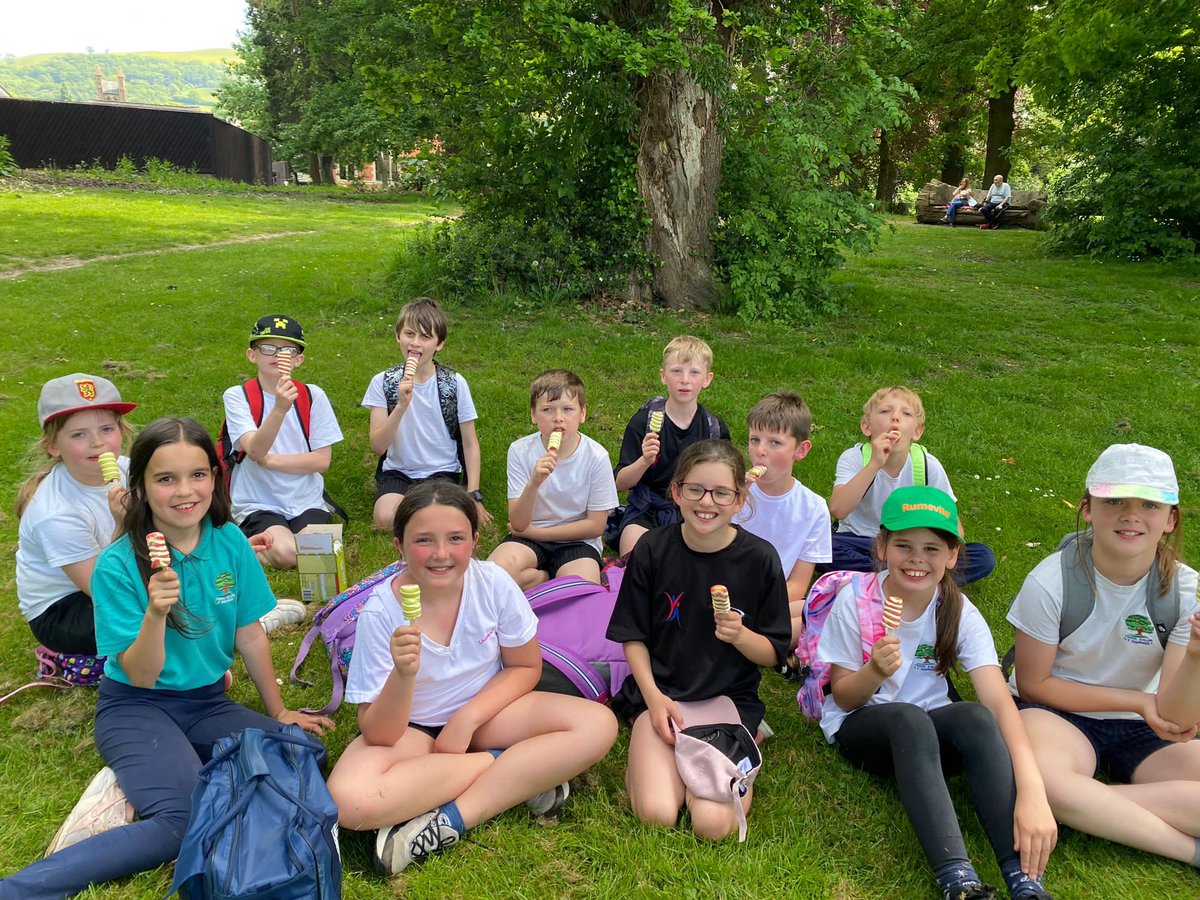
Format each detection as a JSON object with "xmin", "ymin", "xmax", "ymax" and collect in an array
[{"xmin": 979, "ymin": 175, "xmax": 1011, "ymax": 229}]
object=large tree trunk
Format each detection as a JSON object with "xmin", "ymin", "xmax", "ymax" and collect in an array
[
  {"xmin": 985, "ymin": 84, "xmax": 1016, "ymax": 182},
  {"xmin": 939, "ymin": 96, "xmax": 974, "ymax": 185},
  {"xmin": 875, "ymin": 129, "xmax": 900, "ymax": 209},
  {"xmin": 635, "ymin": 68, "xmax": 723, "ymax": 311}
]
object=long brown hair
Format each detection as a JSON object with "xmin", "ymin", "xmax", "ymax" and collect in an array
[
  {"xmin": 877, "ymin": 525, "xmax": 967, "ymax": 678},
  {"xmin": 123, "ymin": 418, "xmax": 230, "ymax": 637}
]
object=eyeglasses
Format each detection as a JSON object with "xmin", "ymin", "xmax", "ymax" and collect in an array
[
  {"xmin": 677, "ymin": 483, "xmax": 739, "ymax": 506},
  {"xmin": 254, "ymin": 344, "xmax": 301, "ymax": 358}
]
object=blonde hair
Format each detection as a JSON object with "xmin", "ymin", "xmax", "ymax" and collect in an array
[
  {"xmin": 14, "ymin": 411, "xmax": 135, "ymax": 517},
  {"xmin": 747, "ymin": 391, "xmax": 812, "ymax": 443},
  {"xmin": 530, "ymin": 369, "xmax": 586, "ymax": 409},
  {"xmin": 862, "ymin": 386, "xmax": 926, "ymax": 428},
  {"xmin": 663, "ymin": 335, "xmax": 713, "ymax": 371}
]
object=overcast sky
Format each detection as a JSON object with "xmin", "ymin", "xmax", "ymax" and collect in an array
[{"xmin": 2, "ymin": 1, "xmax": 249, "ymax": 57}]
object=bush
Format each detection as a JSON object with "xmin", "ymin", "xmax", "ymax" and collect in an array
[{"xmin": 0, "ymin": 135, "xmax": 16, "ymax": 177}]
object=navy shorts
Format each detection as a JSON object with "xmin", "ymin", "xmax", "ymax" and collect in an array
[
  {"xmin": 239, "ymin": 507, "xmax": 330, "ymax": 539},
  {"xmin": 1016, "ymin": 698, "xmax": 1183, "ymax": 783},
  {"xmin": 374, "ymin": 468, "xmax": 460, "ymax": 501},
  {"xmin": 498, "ymin": 535, "xmax": 601, "ymax": 576}
]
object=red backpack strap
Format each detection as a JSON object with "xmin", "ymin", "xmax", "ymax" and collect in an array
[
  {"xmin": 243, "ymin": 378, "xmax": 265, "ymax": 424},
  {"xmin": 292, "ymin": 383, "xmax": 313, "ymax": 449},
  {"xmin": 246, "ymin": 378, "xmax": 313, "ymax": 450}
]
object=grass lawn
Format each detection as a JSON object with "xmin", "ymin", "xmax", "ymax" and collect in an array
[{"xmin": 1, "ymin": 181, "xmax": 1199, "ymax": 899}]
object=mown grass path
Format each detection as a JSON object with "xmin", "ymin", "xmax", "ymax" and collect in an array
[{"xmin": 1, "ymin": 184, "xmax": 1198, "ymax": 898}]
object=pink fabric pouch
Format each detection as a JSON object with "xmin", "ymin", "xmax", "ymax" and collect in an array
[{"xmin": 671, "ymin": 696, "xmax": 762, "ymax": 842}]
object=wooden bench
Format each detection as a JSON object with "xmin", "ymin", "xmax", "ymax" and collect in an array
[{"xmin": 915, "ymin": 180, "xmax": 1046, "ymax": 230}]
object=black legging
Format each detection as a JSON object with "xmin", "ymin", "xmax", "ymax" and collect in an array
[{"xmin": 835, "ymin": 701, "xmax": 1019, "ymax": 874}]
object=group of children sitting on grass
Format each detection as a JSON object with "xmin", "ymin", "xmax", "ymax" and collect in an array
[{"xmin": 7, "ymin": 298, "xmax": 1200, "ymax": 900}]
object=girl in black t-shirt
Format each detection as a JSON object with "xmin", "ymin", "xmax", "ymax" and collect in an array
[{"xmin": 607, "ymin": 439, "xmax": 790, "ymax": 840}]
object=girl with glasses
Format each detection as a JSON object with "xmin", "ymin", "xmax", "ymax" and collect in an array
[{"xmin": 606, "ymin": 439, "xmax": 791, "ymax": 839}]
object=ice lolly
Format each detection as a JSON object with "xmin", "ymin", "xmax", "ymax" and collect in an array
[
  {"xmin": 147, "ymin": 532, "xmax": 171, "ymax": 570},
  {"xmin": 883, "ymin": 595, "xmax": 904, "ymax": 634},
  {"xmin": 711, "ymin": 584, "xmax": 731, "ymax": 615},
  {"xmin": 399, "ymin": 583, "xmax": 422, "ymax": 620},
  {"xmin": 98, "ymin": 451, "xmax": 121, "ymax": 484}
]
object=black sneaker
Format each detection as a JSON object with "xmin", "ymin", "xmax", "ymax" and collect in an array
[
  {"xmin": 942, "ymin": 882, "xmax": 998, "ymax": 900},
  {"xmin": 776, "ymin": 654, "xmax": 801, "ymax": 682},
  {"xmin": 374, "ymin": 809, "xmax": 461, "ymax": 874}
]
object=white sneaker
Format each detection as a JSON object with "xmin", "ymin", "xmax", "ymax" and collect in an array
[
  {"xmin": 525, "ymin": 781, "xmax": 570, "ymax": 817},
  {"xmin": 260, "ymin": 598, "xmax": 307, "ymax": 634},
  {"xmin": 45, "ymin": 766, "xmax": 134, "ymax": 856},
  {"xmin": 374, "ymin": 809, "xmax": 461, "ymax": 874}
]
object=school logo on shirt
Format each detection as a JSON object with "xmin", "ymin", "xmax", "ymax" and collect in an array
[
  {"xmin": 663, "ymin": 591, "xmax": 683, "ymax": 626},
  {"xmin": 214, "ymin": 572, "xmax": 237, "ymax": 605},
  {"xmin": 913, "ymin": 643, "xmax": 937, "ymax": 671},
  {"xmin": 1123, "ymin": 614, "xmax": 1155, "ymax": 646}
]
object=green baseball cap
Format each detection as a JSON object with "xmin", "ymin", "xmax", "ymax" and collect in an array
[{"xmin": 880, "ymin": 486, "xmax": 961, "ymax": 538}]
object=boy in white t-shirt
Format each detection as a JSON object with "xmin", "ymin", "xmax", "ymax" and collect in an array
[
  {"xmin": 733, "ymin": 391, "xmax": 831, "ymax": 645},
  {"xmin": 487, "ymin": 369, "xmax": 618, "ymax": 589},
  {"xmin": 824, "ymin": 385, "xmax": 994, "ymax": 585},
  {"xmin": 362, "ymin": 297, "xmax": 489, "ymax": 530},
  {"xmin": 223, "ymin": 314, "xmax": 343, "ymax": 569}
]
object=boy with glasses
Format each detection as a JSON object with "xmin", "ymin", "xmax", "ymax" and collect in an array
[{"xmin": 222, "ymin": 314, "xmax": 344, "ymax": 570}]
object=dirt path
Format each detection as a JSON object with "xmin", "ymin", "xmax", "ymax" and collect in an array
[{"xmin": 0, "ymin": 230, "xmax": 319, "ymax": 280}]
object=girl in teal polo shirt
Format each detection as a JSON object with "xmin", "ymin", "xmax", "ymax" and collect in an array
[{"xmin": 0, "ymin": 418, "xmax": 333, "ymax": 900}]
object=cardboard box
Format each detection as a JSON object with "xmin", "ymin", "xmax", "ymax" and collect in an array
[{"xmin": 296, "ymin": 524, "xmax": 347, "ymax": 605}]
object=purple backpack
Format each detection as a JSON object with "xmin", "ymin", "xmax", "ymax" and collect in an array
[
  {"xmin": 526, "ymin": 565, "xmax": 630, "ymax": 703},
  {"xmin": 289, "ymin": 562, "xmax": 402, "ymax": 715},
  {"xmin": 794, "ymin": 570, "xmax": 885, "ymax": 719},
  {"xmin": 289, "ymin": 561, "xmax": 630, "ymax": 713},
  {"xmin": 0, "ymin": 647, "xmax": 106, "ymax": 706}
]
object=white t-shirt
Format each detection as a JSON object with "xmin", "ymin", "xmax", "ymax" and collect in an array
[
  {"xmin": 1006, "ymin": 552, "xmax": 1200, "ymax": 720},
  {"xmin": 817, "ymin": 574, "xmax": 999, "ymax": 743},
  {"xmin": 16, "ymin": 459, "xmax": 128, "ymax": 621},
  {"xmin": 361, "ymin": 370, "xmax": 478, "ymax": 478},
  {"xmin": 224, "ymin": 381, "xmax": 343, "ymax": 521},
  {"xmin": 345, "ymin": 560, "xmax": 538, "ymax": 725},
  {"xmin": 733, "ymin": 478, "xmax": 832, "ymax": 574},
  {"xmin": 506, "ymin": 432, "xmax": 619, "ymax": 554},
  {"xmin": 834, "ymin": 444, "xmax": 955, "ymax": 537}
]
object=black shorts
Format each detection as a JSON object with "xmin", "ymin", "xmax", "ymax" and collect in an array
[
  {"xmin": 374, "ymin": 468, "xmax": 460, "ymax": 501},
  {"xmin": 408, "ymin": 722, "xmax": 444, "ymax": 740},
  {"xmin": 1016, "ymin": 698, "xmax": 1183, "ymax": 783},
  {"xmin": 499, "ymin": 536, "xmax": 601, "ymax": 576},
  {"xmin": 238, "ymin": 507, "xmax": 330, "ymax": 539},
  {"xmin": 27, "ymin": 591, "xmax": 97, "ymax": 655}
]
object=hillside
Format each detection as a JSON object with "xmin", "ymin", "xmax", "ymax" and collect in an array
[{"xmin": 0, "ymin": 49, "xmax": 236, "ymax": 110}]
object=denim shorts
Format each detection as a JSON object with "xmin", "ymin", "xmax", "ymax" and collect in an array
[{"xmin": 1016, "ymin": 698, "xmax": 1183, "ymax": 783}]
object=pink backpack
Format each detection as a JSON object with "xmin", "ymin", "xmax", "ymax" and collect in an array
[{"xmin": 794, "ymin": 570, "xmax": 885, "ymax": 719}]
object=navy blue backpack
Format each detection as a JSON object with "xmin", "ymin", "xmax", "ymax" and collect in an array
[{"xmin": 169, "ymin": 725, "xmax": 341, "ymax": 900}]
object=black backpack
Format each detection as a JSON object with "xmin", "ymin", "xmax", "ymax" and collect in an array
[{"xmin": 376, "ymin": 361, "xmax": 465, "ymax": 482}]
